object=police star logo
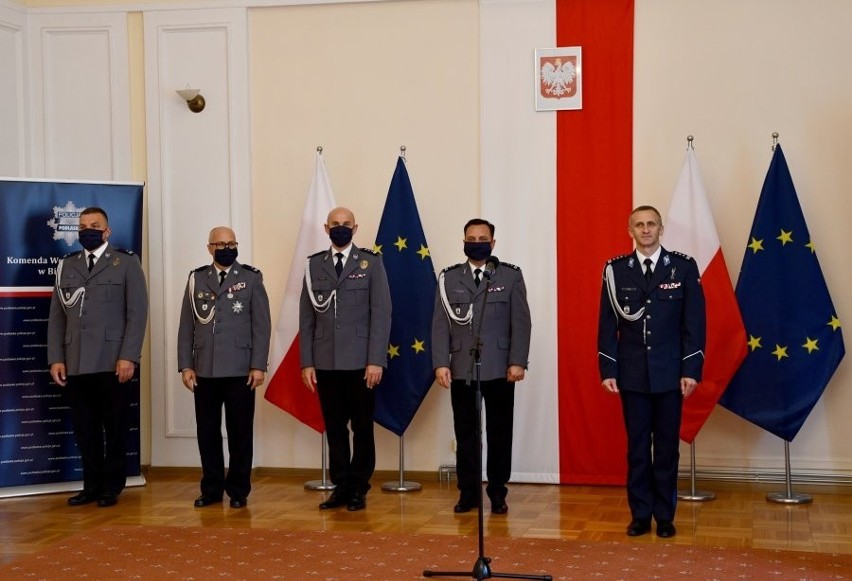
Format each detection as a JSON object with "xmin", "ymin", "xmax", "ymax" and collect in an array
[
  {"xmin": 46, "ymin": 200, "xmax": 86, "ymax": 246},
  {"xmin": 232, "ymin": 300, "xmax": 244, "ymax": 314}
]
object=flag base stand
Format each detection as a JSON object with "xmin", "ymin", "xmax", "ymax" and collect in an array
[
  {"xmin": 766, "ymin": 492, "xmax": 811, "ymax": 505},
  {"xmin": 305, "ymin": 479, "xmax": 336, "ymax": 491},
  {"xmin": 305, "ymin": 431, "xmax": 336, "ymax": 491},
  {"xmin": 382, "ymin": 434, "xmax": 422, "ymax": 492},
  {"xmin": 382, "ymin": 481, "xmax": 422, "ymax": 492},
  {"xmin": 766, "ymin": 441, "xmax": 812, "ymax": 505},
  {"xmin": 677, "ymin": 441, "xmax": 716, "ymax": 502}
]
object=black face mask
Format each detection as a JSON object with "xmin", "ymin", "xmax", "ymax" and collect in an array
[
  {"xmin": 78, "ymin": 228, "xmax": 105, "ymax": 252},
  {"xmin": 463, "ymin": 241, "xmax": 492, "ymax": 262},
  {"xmin": 329, "ymin": 225, "xmax": 354, "ymax": 248},
  {"xmin": 214, "ymin": 247, "xmax": 238, "ymax": 267}
]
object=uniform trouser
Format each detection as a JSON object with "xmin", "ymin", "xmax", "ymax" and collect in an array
[
  {"xmin": 316, "ymin": 369, "xmax": 376, "ymax": 497},
  {"xmin": 66, "ymin": 372, "xmax": 130, "ymax": 497},
  {"xmin": 193, "ymin": 376, "xmax": 256, "ymax": 500},
  {"xmin": 619, "ymin": 388, "xmax": 683, "ymax": 522},
  {"xmin": 451, "ymin": 377, "xmax": 515, "ymax": 502}
]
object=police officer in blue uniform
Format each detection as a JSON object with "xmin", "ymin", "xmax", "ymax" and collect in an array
[
  {"xmin": 299, "ymin": 207, "xmax": 392, "ymax": 512},
  {"xmin": 432, "ymin": 218, "xmax": 531, "ymax": 515},
  {"xmin": 178, "ymin": 226, "xmax": 271, "ymax": 509},
  {"xmin": 597, "ymin": 205, "xmax": 705, "ymax": 539}
]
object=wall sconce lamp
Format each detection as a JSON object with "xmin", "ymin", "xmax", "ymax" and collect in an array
[{"xmin": 176, "ymin": 87, "xmax": 206, "ymax": 113}]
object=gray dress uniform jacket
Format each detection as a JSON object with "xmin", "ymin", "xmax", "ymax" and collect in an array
[
  {"xmin": 47, "ymin": 245, "xmax": 148, "ymax": 375},
  {"xmin": 432, "ymin": 261, "xmax": 532, "ymax": 382},
  {"xmin": 299, "ymin": 247, "xmax": 392, "ymax": 371},
  {"xmin": 177, "ymin": 262, "xmax": 272, "ymax": 377}
]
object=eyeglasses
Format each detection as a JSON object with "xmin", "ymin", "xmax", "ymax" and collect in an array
[{"xmin": 208, "ymin": 242, "xmax": 238, "ymax": 250}]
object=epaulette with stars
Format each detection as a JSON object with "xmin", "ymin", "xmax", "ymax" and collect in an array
[
  {"xmin": 606, "ymin": 253, "xmax": 631, "ymax": 265},
  {"xmin": 240, "ymin": 263, "xmax": 261, "ymax": 273},
  {"xmin": 114, "ymin": 248, "xmax": 136, "ymax": 256},
  {"xmin": 669, "ymin": 250, "xmax": 694, "ymax": 261},
  {"xmin": 62, "ymin": 250, "xmax": 83, "ymax": 259},
  {"xmin": 308, "ymin": 250, "xmax": 326, "ymax": 259},
  {"xmin": 191, "ymin": 265, "xmax": 207, "ymax": 273},
  {"xmin": 499, "ymin": 261, "xmax": 521, "ymax": 271},
  {"xmin": 440, "ymin": 263, "xmax": 464, "ymax": 274},
  {"xmin": 358, "ymin": 247, "xmax": 379, "ymax": 256}
]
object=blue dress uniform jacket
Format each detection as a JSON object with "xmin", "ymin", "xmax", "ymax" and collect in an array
[
  {"xmin": 177, "ymin": 261, "xmax": 272, "ymax": 377},
  {"xmin": 432, "ymin": 261, "xmax": 531, "ymax": 383},
  {"xmin": 299, "ymin": 247, "xmax": 392, "ymax": 371},
  {"xmin": 48, "ymin": 245, "xmax": 148, "ymax": 374},
  {"xmin": 598, "ymin": 248, "xmax": 706, "ymax": 392}
]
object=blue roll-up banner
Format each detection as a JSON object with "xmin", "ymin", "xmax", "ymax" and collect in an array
[{"xmin": 0, "ymin": 178, "xmax": 144, "ymax": 494}]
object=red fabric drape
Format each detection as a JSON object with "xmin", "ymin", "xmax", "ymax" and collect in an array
[{"xmin": 556, "ymin": 0, "xmax": 634, "ymax": 484}]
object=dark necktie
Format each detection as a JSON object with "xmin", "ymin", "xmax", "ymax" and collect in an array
[
  {"xmin": 219, "ymin": 270, "xmax": 226, "ymax": 286},
  {"xmin": 644, "ymin": 258, "xmax": 653, "ymax": 282},
  {"xmin": 335, "ymin": 252, "xmax": 344, "ymax": 277},
  {"xmin": 474, "ymin": 268, "xmax": 482, "ymax": 287},
  {"xmin": 87, "ymin": 253, "xmax": 95, "ymax": 272}
]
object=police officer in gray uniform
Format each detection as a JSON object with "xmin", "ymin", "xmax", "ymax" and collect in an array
[
  {"xmin": 48, "ymin": 206, "xmax": 148, "ymax": 508},
  {"xmin": 178, "ymin": 226, "xmax": 271, "ymax": 509},
  {"xmin": 598, "ymin": 205, "xmax": 706, "ymax": 539},
  {"xmin": 432, "ymin": 218, "xmax": 531, "ymax": 515},
  {"xmin": 299, "ymin": 207, "xmax": 391, "ymax": 512}
]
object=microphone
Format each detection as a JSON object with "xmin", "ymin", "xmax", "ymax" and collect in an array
[{"xmin": 483, "ymin": 255, "xmax": 499, "ymax": 279}]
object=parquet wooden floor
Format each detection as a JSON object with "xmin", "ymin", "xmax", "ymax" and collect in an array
[{"xmin": 1, "ymin": 468, "xmax": 850, "ymax": 566}]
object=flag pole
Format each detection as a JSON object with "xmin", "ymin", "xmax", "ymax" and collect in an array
[
  {"xmin": 766, "ymin": 440, "xmax": 812, "ymax": 504},
  {"xmin": 677, "ymin": 440, "xmax": 715, "ymax": 501},
  {"xmin": 304, "ymin": 432, "xmax": 336, "ymax": 491},
  {"xmin": 381, "ymin": 434, "xmax": 422, "ymax": 492}
]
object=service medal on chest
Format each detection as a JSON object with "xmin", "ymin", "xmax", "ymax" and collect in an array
[
  {"xmin": 232, "ymin": 300, "xmax": 244, "ymax": 314},
  {"xmin": 227, "ymin": 293, "xmax": 234, "ymax": 299}
]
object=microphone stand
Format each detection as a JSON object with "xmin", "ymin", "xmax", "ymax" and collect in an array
[{"xmin": 424, "ymin": 267, "xmax": 551, "ymax": 581}]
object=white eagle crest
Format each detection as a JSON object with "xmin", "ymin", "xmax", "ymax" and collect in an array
[{"xmin": 540, "ymin": 58, "xmax": 577, "ymax": 98}]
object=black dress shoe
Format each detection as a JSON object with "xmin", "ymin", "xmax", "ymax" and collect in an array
[
  {"xmin": 656, "ymin": 521, "xmax": 677, "ymax": 538},
  {"xmin": 194, "ymin": 495, "xmax": 223, "ymax": 508},
  {"xmin": 97, "ymin": 493, "xmax": 118, "ymax": 507},
  {"xmin": 626, "ymin": 518, "xmax": 652, "ymax": 536},
  {"xmin": 229, "ymin": 497, "xmax": 247, "ymax": 509},
  {"xmin": 491, "ymin": 500, "xmax": 509, "ymax": 515},
  {"xmin": 319, "ymin": 491, "xmax": 349, "ymax": 510},
  {"xmin": 67, "ymin": 491, "xmax": 98, "ymax": 506},
  {"xmin": 454, "ymin": 497, "xmax": 477, "ymax": 513},
  {"xmin": 347, "ymin": 493, "xmax": 367, "ymax": 512}
]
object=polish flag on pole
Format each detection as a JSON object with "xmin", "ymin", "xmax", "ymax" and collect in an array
[
  {"xmin": 263, "ymin": 152, "xmax": 337, "ymax": 432},
  {"xmin": 664, "ymin": 145, "xmax": 747, "ymax": 443}
]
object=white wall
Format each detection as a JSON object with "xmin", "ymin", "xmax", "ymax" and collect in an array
[
  {"xmin": 633, "ymin": 0, "xmax": 852, "ymax": 475},
  {"xmin": 2, "ymin": 0, "xmax": 849, "ymax": 480},
  {"xmin": 249, "ymin": 0, "xmax": 480, "ymax": 473},
  {"xmin": 0, "ymin": 2, "xmax": 27, "ymax": 176},
  {"xmin": 144, "ymin": 7, "xmax": 252, "ymax": 466}
]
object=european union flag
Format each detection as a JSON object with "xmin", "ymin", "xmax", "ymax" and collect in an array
[
  {"xmin": 719, "ymin": 145, "xmax": 845, "ymax": 441},
  {"xmin": 373, "ymin": 157, "xmax": 437, "ymax": 436}
]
